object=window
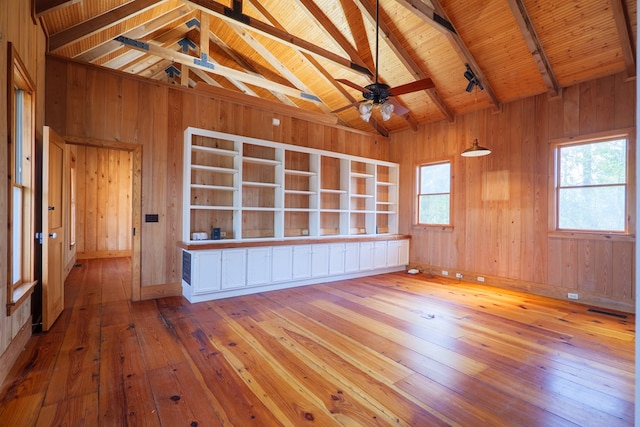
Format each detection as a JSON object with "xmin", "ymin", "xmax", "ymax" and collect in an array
[
  {"xmin": 7, "ymin": 42, "xmax": 36, "ymax": 313},
  {"xmin": 552, "ymin": 131, "xmax": 632, "ymax": 234},
  {"xmin": 416, "ymin": 161, "xmax": 451, "ymax": 226}
]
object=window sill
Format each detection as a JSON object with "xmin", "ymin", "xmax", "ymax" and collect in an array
[
  {"xmin": 548, "ymin": 231, "xmax": 635, "ymax": 242},
  {"xmin": 6, "ymin": 280, "xmax": 37, "ymax": 316}
]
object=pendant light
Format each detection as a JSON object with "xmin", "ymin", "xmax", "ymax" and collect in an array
[{"xmin": 461, "ymin": 77, "xmax": 491, "ymax": 157}]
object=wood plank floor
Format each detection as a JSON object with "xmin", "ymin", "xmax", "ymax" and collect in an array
[{"xmin": 0, "ymin": 257, "xmax": 634, "ymax": 426}]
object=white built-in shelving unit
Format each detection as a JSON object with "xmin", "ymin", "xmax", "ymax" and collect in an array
[{"xmin": 183, "ymin": 127, "xmax": 399, "ymax": 243}]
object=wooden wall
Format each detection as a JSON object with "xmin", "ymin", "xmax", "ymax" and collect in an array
[
  {"xmin": 0, "ymin": 1, "xmax": 46, "ymax": 382},
  {"xmin": 391, "ymin": 72, "xmax": 635, "ymax": 312},
  {"xmin": 45, "ymin": 56, "xmax": 387, "ymax": 297},
  {"xmin": 74, "ymin": 146, "xmax": 133, "ymax": 259}
]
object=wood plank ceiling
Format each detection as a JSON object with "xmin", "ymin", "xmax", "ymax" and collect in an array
[{"xmin": 37, "ymin": 0, "xmax": 637, "ymax": 136}]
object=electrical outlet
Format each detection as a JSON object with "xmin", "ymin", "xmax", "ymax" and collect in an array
[
  {"xmin": 220, "ymin": 231, "xmax": 226, "ymax": 238},
  {"xmin": 567, "ymin": 293, "xmax": 579, "ymax": 300},
  {"xmin": 455, "ymin": 273, "xmax": 463, "ymax": 279},
  {"xmin": 477, "ymin": 276, "xmax": 485, "ymax": 282},
  {"xmin": 442, "ymin": 270, "xmax": 449, "ymax": 276},
  {"xmin": 301, "ymin": 229, "xmax": 309, "ymax": 235}
]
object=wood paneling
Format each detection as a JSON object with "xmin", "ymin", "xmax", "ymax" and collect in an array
[
  {"xmin": 392, "ymin": 72, "xmax": 635, "ymax": 312},
  {"xmin": 0, "ymin": 0, "xmax": 46, "ymax": 382},
  {"xmin": 45, "ymin": 56, "xmax": 387, "ymax": 293},
  {"xmin": 74, "ymin": 145, "xmax": 132, "ymax": 259}
]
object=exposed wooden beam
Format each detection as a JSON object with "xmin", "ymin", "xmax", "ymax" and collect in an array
[
  {"xmin": 295, "ymin": 0, "xmax": 370, "ymax": 73},
  {"xmin": 203, "ymin": 23, "xmax": 296, "ymax": 106},
  {"xmin": 76, "ymin": 6, "xmax": 194, "ymax": 62},
  {"xmin": 35, "ymin": 0, "xmax": 80, "ymax": 17},
  {"xmin": 114, "ymin": 35, "xmax": 322, "ymax": 103},
  {"xmin": 49, "ymin": 0, "xmax": 169, "ymax": 52},
  {"xmin": 183, "ymin": 0, "xmax": 373, "ymax": 77},
  {"xmin": 194, "ymin": 81, "xmax": 339, "ymax": 126},
  {"xmin": 224, "ymin": 20, "xmax": 330, "ymax": 113},
  {"xmin": 395, "ymin": 0, "xmax": 502, "ymax": 111},
  {"xmin": 505, "ymin": 0, "xmax": 560, "ymax": 97},
  {"xmin": 245, "ymin": 0, "xmax": 357, "ymax": 130},
  {"xmin": 354, "ymin": 0, "xmax": 454, "ymax": 122},
  {"xmin": 610, "ymin": 0, "xmax": 636, "ymax": 79}
]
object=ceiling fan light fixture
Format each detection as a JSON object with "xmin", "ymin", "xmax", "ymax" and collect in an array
[
  {"xmin": 461, "ymin": 138, "xmax": 491, "ymax": 157},
  {"xmin": 381, "ymin": 102, "xmax": 394, "ymax": 121},
  {"xmin": 359, "ymin": 102, "xmax": 373, "ymax": 121}
]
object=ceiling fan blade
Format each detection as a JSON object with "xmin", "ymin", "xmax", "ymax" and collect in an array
[
  {"xmin": 387, "ymin": 98, "xmax": 409, "ymax": 116},
  {"xmin": 331, "ymin": 101, "xmax": 362, "ymax": 114},
  {"xmin": 337, "ymin": 78, "xmax": 371, "ymax": 93},
  {"xmin": 388, "ymin": 78, "xmax": 435, "ymax": 96}
]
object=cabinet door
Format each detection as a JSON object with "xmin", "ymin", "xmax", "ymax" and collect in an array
[
  {"xmin": 344, "ymin": 242, "xmax": 359, "ymax": 273},
  {"xmin": 272, "ymin": 246, "xmax": 293, "ymax": 283},
  {"xmin": 359, "ymin": 241, "xmax": 374, "ymax": 271},
  {"xmin": 247, "ymin": 247, "xmax": 272, "ymax": 286},
  {"xmin": 373, "ymin": 241, "xmax": 388, "ymax": 269},
  {"xmin": 329, "ymin": 243, "xmax": 345, "ymax": 275},
  {"xmin": 193, "ymin": 251, "xmax": 221, "ymax": 295},
  {"xmin": 221, "ymin": 249, "xmax": 246, "ymax": 289},
  {"xmin": 398, "ymin": 239, "xmax": 409, "ymax": 265},
  {"xmin": 292, "ymin": 245, "xmax": 312, "ymax": 280},
  {"xmin": 311, "ymin": 244, "xmax": 329, "ymax": 277},
  {"xmin": 387, "ymin": 240, "xmax": 400, "ymax": 266}
]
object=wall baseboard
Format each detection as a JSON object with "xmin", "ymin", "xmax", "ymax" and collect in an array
[{"xmin": 0, "ymin": 317, "xmax": 32, "ymax": 387}]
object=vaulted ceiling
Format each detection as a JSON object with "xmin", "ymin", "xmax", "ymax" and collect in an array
[{"xmin": 37, "ymin": 0, "xmax": 637, "ymax": 136}]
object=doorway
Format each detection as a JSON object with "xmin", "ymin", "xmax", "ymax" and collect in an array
[{"xmin": 66, "ymin": 137, "xmax": 142, "ymax": 300}]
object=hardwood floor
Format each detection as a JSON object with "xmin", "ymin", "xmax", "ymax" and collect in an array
[{"xmin": 0, "ymin": 257, "xmax": 634, "ymax": 426}]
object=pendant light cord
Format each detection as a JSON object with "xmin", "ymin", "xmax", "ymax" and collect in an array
[{"xmin": 375, "ymin": 0, "xmax": 379, "ymax": 84}]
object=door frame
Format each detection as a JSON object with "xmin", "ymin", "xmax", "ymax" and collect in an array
[{"xmin": 63, "ymin": 135, "xmax": 143, "ymax": 301}]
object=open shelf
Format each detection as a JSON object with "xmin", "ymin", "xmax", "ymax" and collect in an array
[{"xmin": 183, "ymin": 127, "xmax": 399, "ymax": 242}]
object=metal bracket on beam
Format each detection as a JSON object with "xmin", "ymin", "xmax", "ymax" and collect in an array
[
  {"xmin": 186, "ymin": 18, "xmax": 200, "ymax": 29},
  {"xmin": 115, "ymin": 35, "xmax": 149, "ymax": 51},
  {"xmin": 165, "ymin": 65, "xmax": 181, "ymax": 78},
  {"xmin": 194, "ymin": 53, "xmax": 215, "ymax": 70},
  {"xmin": 178, "ymin": 38, "xmax": 197, "ymax": 53},
  {"xmin": 223, "ymin": 6, "xmax": 250, "ymax": 25}
]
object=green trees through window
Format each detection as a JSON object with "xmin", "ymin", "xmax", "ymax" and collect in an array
[
  {"xmin": 417, "ymin": 162, "xmax": 451, "ymax": 225},
  {"xmin": 556, "ymin": 137, "xmax": 627, "ymax": 232}
]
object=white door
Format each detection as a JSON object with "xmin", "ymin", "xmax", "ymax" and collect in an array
[
  {"xmin": 344, "ymin": 242, "xmax": 359, "ymax": 273},
  {"xmin": 311, "ymin": 244, "xmax": 329, "ymax": 277},
  {"xmin": 42, "ymin": 127, "xmax": 65, "ymax": 331},
  {"xmin": 328, "ymin": 243, "xmax": 345, "ymax": 275}
]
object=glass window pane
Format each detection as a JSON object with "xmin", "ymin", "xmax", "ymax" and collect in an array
[
  {"xmin": 419, "ymin": 194, "xmax": 450, "ymax": 224},
  {"xmin": 12, "ymin": 186, "xmax": 22, "ymax": 285},
  {"xmin": 14, "ymin": 88, "xmax": 24, "ymax": 185},
  {"xmin": 420, "ymin": 163, "xmax": 450, "ymax": 194},
  {"xmin": 558, "ymin": 186, "xmax": 625, "ymax": 231},
  {"xmin": 559, "ymin": 139, "xmax": 626, "ymax": 187}
]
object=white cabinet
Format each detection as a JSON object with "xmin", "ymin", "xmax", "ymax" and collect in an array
[
  {"xmin": 247, "ymin": 247, "xmax": 272, "ymax": 286},
  {"xmin": 388, "ymin": 239, "xmax": 409, "ymax": 267},
  {"xmin": 272, "ymin": 246, "xmax": 293, "ymax": 283},
  {"xmin": 181, "ymin": 238, "xmax": 409, "ymax": 303},
  {"xmin": 292, "ymin": 245, "xmax": 312, "ymax": 280},
  {"xmin": 344, "ymin": 242, "xmax": 360, "ymax": 273},
  {"xmin": 359, "ymin": 241, "xmax": 374, "ymax": 271},
  {"xmin": 311, "ymin": 244, "xmax": 329, "ymax": 277},
  {"xmin": 191, "ymin": 251, "xmax": 221, "ymax": 295},
  {"xmin": 373, "ymin": 241, "xmax": 388, "ymax": 269},
  {"xmin": 221, "ymin": 249, "xmax": 246, "ymax": 289},
  {"xmin": 329, "ymin": 243, "xmax": 346, "ymax": 275}
]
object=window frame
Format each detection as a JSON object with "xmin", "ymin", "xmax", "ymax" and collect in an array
[
  {"xmin": 414, "ymin": 159, "xmax": 453, "ymax": 229},
  {"xmin": 549, "ymin": 128, "xmax": 635, "ymax": 240},
  {"xmin": 7, "ymin": 42, "xmax": 37, "ymax": 314}
]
